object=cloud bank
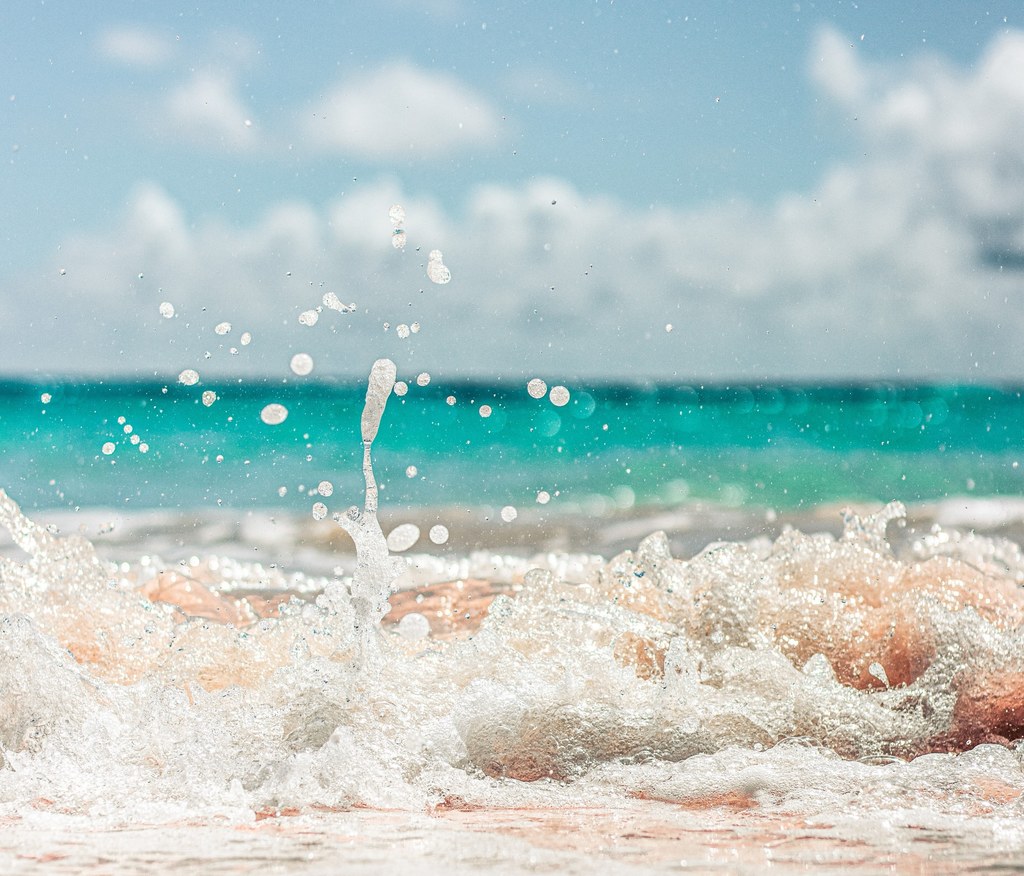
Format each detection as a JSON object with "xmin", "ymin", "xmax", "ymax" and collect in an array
[{"xmin": 8, "ymin": 28, "xmax": 1024, "ymax": 382}]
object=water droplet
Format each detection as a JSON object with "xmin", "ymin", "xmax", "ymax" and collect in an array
[
  {"xmin": 446, "ymin": 395, "xmax": 456, "ymax": 406},
  {"xmin": 386, "ymin": 523, "xmax": 420, "ymax": 552},
  {"xmin": 214, "ymin": 322, "xmax": 232, "ymax": 335},
  {"xmin": 416, "ymin": 372, "xmax": 430, "ymax": 386},
  {"xmin": 396, "ymin": 324, "xmax": 411, "ymax": 340},
  {"xmin": 299, "ymin": 309, "xmax": 319, "ymax": 326},
  {"xmin": 117, "ymin": 416, "xmax": 126, "ymax": 425},
  {"xmin": 388, "ymin": 204, "xmax": 406, "ymax": 226},
  {"xmin": 130, "ymin": 434, "xmax": 140, "ymax": 445},
  {"xmin": 479, "ymin": 404, "xmax": 492, "ymax": 418},
  {"xmin": 410, "ymin": 322, "xmax": 421, "ymax": 334},
  {"xmin": 123, "ymin": 424, "xmax": 133, "ymax": 434},
  {"xmin": 392, "ymin": 231, "xmax": 407, "ymax": 250},
  {"xmin": 40, "ymin": 393, "xmax": 52, "ymax": 404},
  {"xmin": 549, "ymin": 385, "xmax": 570, "ymax": 407},
  {"xmin": 527, "ymin": 378, "xmax": 547, "ymax": 399},
  {"xmin": 240, "ymin": 332, "xmax": 252, "ymax": 345},
  {"xmin": 428, "ymin": 524, "xmax": 449, "ymax": 545},
  {"xmin": 405, "ymin": 465, "xmax": 418, "ymax": 478},
  {"xmin": 536, "ymin": 490, "xmax": 551, "ymax": 504},
  {"xmin": 311, "ymin": 502, "xmax": 328, "ymax": 521},
  {"xmin": 202, "ymin": 391, "xmax": 217, "ymax": 407},
  {"xmin": 101, "ymin": 442, "xmax": 116, "ymax": 455},
  {"xmin": 500, "ymin": 505, "xmax": 518, "ymax": 522},
  {"xmin": 260, "ymin": 403, "xmax": 288, "ymax": 425},
  {"xmin": 138, "ymin": 443, "xmax": 149, "ymax": 453},
  {"xmin": 665, "ymin": 323, "xmax": 674, "ymax": 333},
  {"xmin": 427, "ymin": 249, "xmax": 451, "ymax": 284},
  {"xmin": 323, "ymin": 292, "xmax": 352, "ymax": 312},
  {"xmin": 178, "ymin": 369, "xmax": 200, "ymax": 386},
  {"xmin": 394, "ymin": 382, "xmax": 408, "ymax": 397},
  {"xmin": 290, "ymin": 353, "xmax": 314, "ymax": 376},
  {"xmin": 277, "ymin": 486, "xmax": 288, "ymax": 497},
  {"xmin": 317, "ymin": 480, "xmax": 334, "ymax": 497},
  {"xmin": 397, "ymin": 611, "xmax": 430, "ymax": 641},
  {"xmin": 59, "ymin": 268, "xmax": 66, "ymax": 276},
  {"xmin": 159, "ymin": 302, "xmax": 175, "ymax": 319}
]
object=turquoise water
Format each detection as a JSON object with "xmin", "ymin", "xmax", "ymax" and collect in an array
[{"xmin": 3, "ymin": 379, "xmax": 1023, "ymax": 514}]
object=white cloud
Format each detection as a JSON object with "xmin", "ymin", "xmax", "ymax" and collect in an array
[
  {"xmin": 164, "ymin": 72, "xmax": 258, "ymax": 151},
  {"xmin": 96, "ymin": 25, "xmax": 175, "ymax": 68},
  {"xmin": 7, "ymin": 29, "xmax": 1024, "ymax": 382},
  {"xmin": 302, "ymin": 63, "xmax": 502, "ymax": 160}
]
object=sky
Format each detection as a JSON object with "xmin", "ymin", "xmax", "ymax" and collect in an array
[{"xmin": 2, "ymin": 1, "xmax": 1024, "ymax": 383}]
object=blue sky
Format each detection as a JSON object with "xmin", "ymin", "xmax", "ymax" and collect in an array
[{"xmin": 3, "ymin": 1, "xmax": 1024, "ymax": 381}]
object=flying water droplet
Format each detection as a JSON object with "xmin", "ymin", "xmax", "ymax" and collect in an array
[
  {"xmin": 500, "ymin": 505, "xmax": 518, "ymax": 522},
  {"xmin": 405, "ymin": 465, "xmax": 418, "ymax": 478},
  {"xmin": 101, "ymin": 442, "xmax": 115, "ymax": 456},
  {"xmin": 536, "ymin": 490, "xmax": 551, "ymax": 504},
  {"xmin": 446, "ymin": 395, "xmax": 456, "ymax": 406},
  {"xmin": 416, "ymin": 372, "xmax": 430, "ymax": 386},
  {"xmin": 290, "ymin": 353, "xmax": 314, "ymax": 376},
  {"xmin": 549, "ymin": 385, "xmax": 571, "ymax": 407},
  {"xmin": 428, "ymin": 524, "xmax": 449, "ymax": 545},
  {"xmin": 214, "ymin": 322, "xmax": 232, "ymax": 335},
  {"xmin": 178, "ymin": 369, "xmax": 200, "ymax": 386},
  {"xmin": 311, "ymin": 502, "xmax": 328, "ymax": 521},
  {"xmin": 394, "ymin": 382, "xmax": 409, "ymax": 397},
  {"xmin": 240, "ymin": 332, "xmax": 252, "ymax": 346},
  {"xmin": 396, "ymin": 324, "xmax": 411, "ymax": 340},
  {"xmin": 386, "ymin": 523, "xmax": 420, "ymax": 552},
  {"xmin": 427, "ymin": 249, "xmax": 451, "ymax": 284},
  {"xmin": 40, "ymin": 393, "xmax": 52, "ymax": 404},
  {"xmin": 527, "ymin": 378, "xmax": 547, "ymax": 399},
  {"xmin": 159, "ymin": 302, "xmax": 175, "ymax": 319},
  {"xmin": 322, "ymin": 292, "xmax": 353, "ymax": 313},
  {"xmin": 317, "ymin": 481, "xmax": 334, "ymax": 497},
  {"xmin": 388, "ymin": 204, "xmax": 406, "ymax": 225},
  {"xmin": 202, "ymin": 391, "xmax": 217, "ymax": 407},
  {"xmin": 479, "ymin": 405, "xmax": 492, "ymax": 418},
  {"xmin": 392, "ymin": 231, "xmax": 407, "ymax": 250},
  {"xmin": 299, "ymin": 310, "xmax": 319, "ymax": 326},
  {"xmin": 260, "ymin": 403, "xmax": 288, "ymax": 426},
  {"xmin": 397, "ymin": 611, "xmax": 430, "ymax": 641}
]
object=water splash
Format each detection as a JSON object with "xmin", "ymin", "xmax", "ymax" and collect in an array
[{"xmin": 331, "ymin": 358, "xmax": 406, "ymax": 659}]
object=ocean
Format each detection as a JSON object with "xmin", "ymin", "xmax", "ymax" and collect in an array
[{"xmin": 2, "ymin": 369, "xmax": 1024, "ymax": 873}]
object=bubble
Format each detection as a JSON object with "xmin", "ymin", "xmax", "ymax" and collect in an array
[
  {"xmin": 299, "ymin": 310, "xmax": 319, "ymax": 326},
  {"xmin": 260, "ymin": 403, "xmax": 288, "ymax": 425},
  {"xmin": 479, "ymin": 404, "xmax": 492, "ymax": 418},
  {"xmin": 159, "ymin": 302, "xmax": 175, "ymax": 319},
  {"xmin": 311, "ymin": 502, "xmax": 328, "ymax": 521},
  {"xmin": 101, "ymin": 442, "xmax": 116, "ymax": 455},
  {"xmin": 428, "ymin": 524, "xmax": 449, "ymax": 545},
  {"xmin": 396, "ymin": 324, "xmax": 411, "ymax": 339},
  {"xmin": 240, "ymin": 332, "xmax": 252, "ymax": 346},
  {"xmin": 139, "ymin": 443, "xmax": 149, "ymax": 453},
  {"xmin": 277, "ymin": 486, "xmax": 288, "ymax": 497},
  {"xmin": 386, "ymin": 523, "xmax": 420, "ymax": 552},
  {"xmin": 202, "ymin": 391, "xmax": 217, "ymax": 407},
  {"xmin": 392, "ymin": 231, "xmax": 407, "ymax": 250},
  {"xmin": 446, "ymin": 395, "xmax": 456, "ymax": 406},
  {"xmin": 290, "ymin": 353, "xmax": 314, "ymax": 376},
  {"xmin": 40, "ymin": 393, "xmax": 51, "ymax": 404},
  {"xmin": 527, "ymin": 378, "xmax": 547, "ymax": 399},
  {"xmin": 536, "ymin": 490, "xmax": 551, "ymax": 504},
  {"xmin": 406, "ymin": 465, "xmax": 418, "ymax": 478},
  {"xmin": 394, "ymin": 382, "xmax": 408, "ymax": 397},
  {"xmin": 214, "ymin": 322, "xmax": 232, "ymax": 335},
  {"xmin": 397, "ymin": 611, "xmax": 430, "ymax": 641},
  {"xmin": 549, "ymin": 385, "xmax": 571, "ymax": 407},
  {"xmin": 178, "ymin": 369, "xmax": 200, "ymax": 386},
  {"xmin": 317, "ymin": 480, "xmax": 334, "ymax": 497},
  {"xmin": 416, "ymin": 372, "xmax": 430, "ymax": 386},
  {"xmin": 427, "ymin": 250, "xmax": 451, "ymax": 284},
  {"xmin": 388, "ymin": 204, "xmax": 406, "ymax": 226},
  {"xmin": 500, "ymin": 505, "xmax": 518, "ymax": 522}
]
